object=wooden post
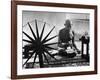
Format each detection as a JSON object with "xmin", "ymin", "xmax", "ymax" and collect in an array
[
  {"xmin": 81, "ymin": 41, "xmax": 84, "ymax": 57},
  {"xmin": 38, "ymin": 52, "xmax": 44, "ymax": 68},
  {"xmin": 80, "ymin": 36, "xmax": 89, "ymax": 60}
]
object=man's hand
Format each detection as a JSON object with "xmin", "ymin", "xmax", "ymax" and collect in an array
[{"xmin": 61, "ymin": 43, "xmax": 65, "ymax": 45}]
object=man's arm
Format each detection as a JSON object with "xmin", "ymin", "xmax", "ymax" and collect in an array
[{"xmin": 72, "ymin": 31, "xmax": 79, "ymax": 51}]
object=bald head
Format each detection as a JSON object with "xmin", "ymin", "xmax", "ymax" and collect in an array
[{"xmin": 64, "ymin": 19, "xmax": 71, "ymax": 30}]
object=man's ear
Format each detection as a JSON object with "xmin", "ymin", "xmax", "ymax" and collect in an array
[
  {"xmin": 72, "ymin": 31, "xmax": 74, "ymax": 34},
  {"xmin": 72, "ymin": 31, "xmax": 75, "ymax": 35}
]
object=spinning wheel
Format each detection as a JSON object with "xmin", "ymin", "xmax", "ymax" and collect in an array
[{"xmin": 23, "ymin": 19, "xmax": 58, "ymax": 68}]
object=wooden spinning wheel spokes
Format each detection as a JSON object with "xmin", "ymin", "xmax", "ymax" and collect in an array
[{"xmin": 23, "ymin": 19, "xmax": 58, "ymax": 68}]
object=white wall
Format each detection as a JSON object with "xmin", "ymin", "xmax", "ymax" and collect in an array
[{"xmin": 0, "ymin": 0, "xmax": 100, "ymax": 80}]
